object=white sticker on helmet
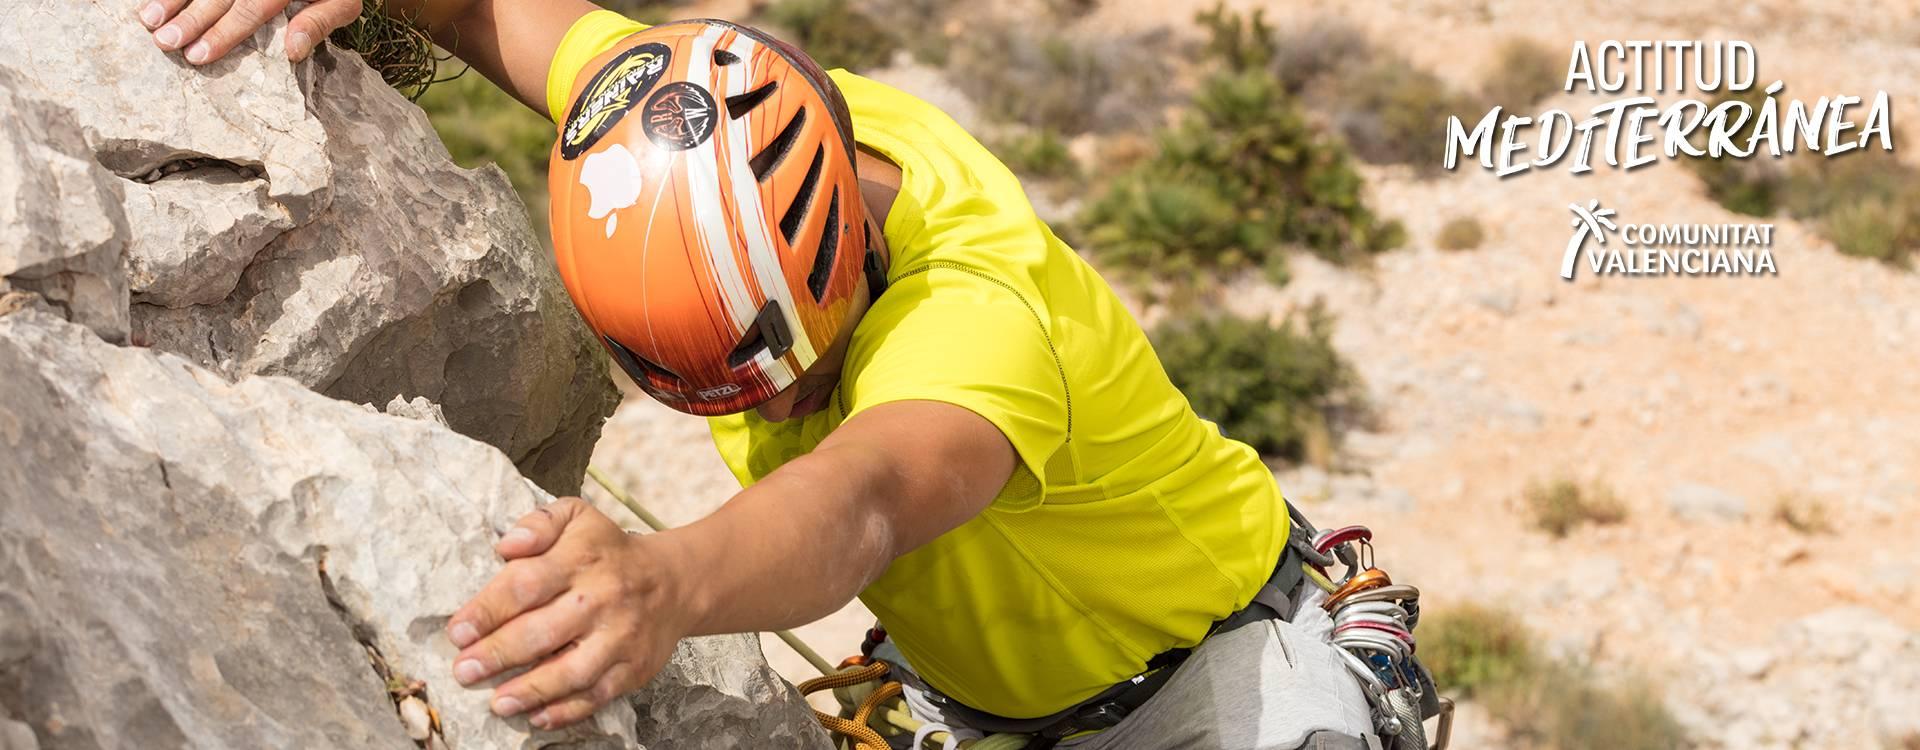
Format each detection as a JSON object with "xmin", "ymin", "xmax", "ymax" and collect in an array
[{"xmin": 580, "ymin": 143, "xmax": 643, "ymax": 238}]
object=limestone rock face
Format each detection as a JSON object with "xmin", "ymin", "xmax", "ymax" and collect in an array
[
  {"xmin": 0, "ymin": 308, "xmax": 829, "ymax": 750},
  {"xmin": 0, "ymin": 69, "xmax": 129, "ymax": 342},
  {"xmin": 630, "ymin": 635, "xmax": 834, "ymax": 750},
  {"xmin": 0, "ymin": 0, "xmax": 619, "ymax": 495}
]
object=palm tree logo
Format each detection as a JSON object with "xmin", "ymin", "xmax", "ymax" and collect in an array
[{"xmin": 1562, "ymin": 199, "xmax": 1619, "ymax": 279}]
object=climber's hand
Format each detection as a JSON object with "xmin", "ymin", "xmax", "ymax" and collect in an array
[
  {"xmin": 445, "ymin": 497, "xmax": 689, "ymax": 730},
  {"xmin": 135, "ymin": 0, "xmax": 362, "ymax": 65}
]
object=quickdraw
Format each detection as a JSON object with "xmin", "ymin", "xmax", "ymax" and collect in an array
[{"xmin": 1294, "ymin": 513, "xmax": 1454, "ymax": 750}]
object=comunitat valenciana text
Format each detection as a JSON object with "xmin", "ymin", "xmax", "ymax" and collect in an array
[{"xmin": 1444, "ymin": 41, "xmax": 1894, "ymax": 176}]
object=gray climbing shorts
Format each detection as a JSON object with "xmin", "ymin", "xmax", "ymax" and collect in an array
[{"xmin": 897, "ymin": 586, "xmax": 1380, "ymax": 750}]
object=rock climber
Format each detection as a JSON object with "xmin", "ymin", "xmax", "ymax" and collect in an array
[{"xmin": 138, "ymin": 1, "xmax": 1406, "ymax": 746}]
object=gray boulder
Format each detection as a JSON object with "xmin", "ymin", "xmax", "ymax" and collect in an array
[
  {"xmin": 0, "ymin": 0, "xmax": 619, "ymax": 495},
  {"xmin": 0, "ymin": 307, "xmax": 828, "ymax": 750},
  {"xmin": 0, "ymin": 69, "xmax": 129, "ymax": 342}
]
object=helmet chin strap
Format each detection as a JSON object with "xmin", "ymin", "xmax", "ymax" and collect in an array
[{"xmin": 862, "ymin": 215, "xmax": 890, "ymax": 301}]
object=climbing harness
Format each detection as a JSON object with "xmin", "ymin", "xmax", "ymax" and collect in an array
[{"xmin": 587, "ymin": 467, "xmax": 1452, "ymax": 749}]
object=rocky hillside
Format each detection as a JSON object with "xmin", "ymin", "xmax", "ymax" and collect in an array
[{"xmin": 0, "ymin": 2, "xmax": 827, "ymax": 748}]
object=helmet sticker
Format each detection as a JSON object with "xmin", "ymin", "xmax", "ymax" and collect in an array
[
  {"xmin": 580, "ymin": 144, "xmax": 643, "ymax": 238},
  {"xmin": 561, "ymin": 42, "xmax": 672, "ymax": 160},
  {"xmin": 643, "ymin": 82, "xmax": 719, "ymax": 151}
]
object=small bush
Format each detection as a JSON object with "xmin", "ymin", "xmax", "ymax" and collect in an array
[
  {"xmin": 1690, "ymin": 90, "xmax": 1917, "ymax": 266},
  {"xmin": 1488, "ymin": 662, "xmax": 1690, "ymax": 750},
  {"xmin": 1081, "ymin": 71, "xmax": 1403, "ymax": 277},
  {"xmin": 1772, "ymin": 496, "xmax": 1833, "ymax": 535},
  {"xmin": 1198, "ymin": 7, "xmax": 1474, "ymax": 170},
  {"xmin": 945, "ymin": 28, "xmax": 1139, "ymax": 135},
  {"xmin": 990, "ymin": 129, "xmax": 1078, "ymax": 180},
  {"xmin": 1481, "ymin": 38, "xmax": 1564, "ymax": 109},
  {"xmin": 1422, "ymin": 606, "xmax": 1690, "ymax": 750},
  {"xmin": 1320, "ymin": 57, "xmax": 1480, "ymax": 168},
  {"xmin": 1524, "ymin": 478, "xmax": 1627, "ymax": 537},
  {"xmin": 1436, "ymin": 216, "xmax": 1485, "ymax": 250},
  {"xmin": 1265, "ymin": 16, "xmax": 1371, "ymax": 95},
  {"xmin": 757, "ymin": 0, "xmax": 898, "ymax": 71},
  {"xmin": 1149, "ymin": 303, "xmax": 1359, "ymax": 460},
  {"xmin": 1195, "ymin": 2, "xmax": 1277, "ymax": 75},
  {"xmin": 1421, "ymin": 603, "xmax": 1538, "ymax": 696},
  {"xmin": 1786, "ymin": 151, "xmax": 1920, "ymax": 266}
]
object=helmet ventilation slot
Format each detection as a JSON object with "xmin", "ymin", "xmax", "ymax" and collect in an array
[
  {"xmin": 726, "ymin": 81, "xmax": 778, "ymax": 119},
  {"xmin": 749, "ymin": 106, "xmax": 806, "ymax": 181},
  {"xmin": 713, "ymin": 48, "xmax": 741, "ymax": 66},
  {"xmin": 778, "ymin": 146, "xmax": 825, "ymax": 245},
  {"xmin": 604, "ymin": 335, "xmax": 685, "ymax": 387},
  {"xmin": 806, "ymin": 187, "xmax": 840, "ymax": 302}
]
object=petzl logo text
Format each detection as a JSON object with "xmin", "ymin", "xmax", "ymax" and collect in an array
[{"xmin": 1560, "ymin": 200, "xmax": 1778, "ymax": 279}]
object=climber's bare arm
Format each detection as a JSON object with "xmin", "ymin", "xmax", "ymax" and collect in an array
[
  {"xmin": 442, "ymin": 401, "xmax": 1015, "ymax": 729},
  {"xmin": 136, "ymin": 0, "xmax": 592, "ymax": 116}
]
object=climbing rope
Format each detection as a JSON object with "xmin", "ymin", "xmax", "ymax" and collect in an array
[{"xmin": 799, "ymin": 661, "xmax": 899, "ymax": 750}]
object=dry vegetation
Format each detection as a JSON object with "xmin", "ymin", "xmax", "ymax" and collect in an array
[
  {"xmin": 1523, "ymin": 478, "xmax": 1628, "ymax": 537},
  {"xmin": 1437, "ymin": 216, "xmax": 1486, "ymax": 250},
  {"xmin": 1422, "ymin": 605, "xmax": 1689, "ymax": 750}
]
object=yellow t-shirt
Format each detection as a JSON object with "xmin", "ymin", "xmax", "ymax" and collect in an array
[{"xmin": 548, "ymin": 11, "xmax": 1288, "ymax": 719}]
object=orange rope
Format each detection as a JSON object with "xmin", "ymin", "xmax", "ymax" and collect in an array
[{"xmin": 799, "ymin": 662, "xmax": 900, "ymax": 750}]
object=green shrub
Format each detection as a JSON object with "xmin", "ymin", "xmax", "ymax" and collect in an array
[
  {"xmin": 1321, "ymin": 57, "xmax": 1479, "ymax": 168},
  {"xmin": 1265, "ymin": 16, "xmax": 1370, "ymax": 95},
  {"xmin": 1785, "ymin": 151, "xmax": 1920, "ymax": 266},
  {"xmin": 990, "ymin": 129, "xmax": 1078, "ymax": 180},
  {"xmin": 1423, "ymin": 606, "xmax": 1690, "ymax": 750},
  {"xmin": 1195, "ymin": 2, "xmax": 1277, "ymax": 75},
  {"xmin": 1691, "ymin": 88, "xmax": 1917, "ymax": 266},
  {"xmin": 415, "ymin": 70, "xmax": 556, "ymax": 237},
  {"xmin": 1481, "ymin": 38, "xmax": 1564, "ymax": 109},
  {"xmin": 945, "ymin": 29, "xmax": 1133, "ymax": 134},
  {"xmin": 757, "ymin": 0, "xmax": 898, "ymax": 71},
  {"xmin": 1197, "ymin": 7, "xmax": 1473, "ymax": 169},
  {"xmin": 1149, "ymin": 303, "xmax": 1359, "ymax": 460},
  {"xmin": 1081, "ymin": 71, "xmax": 1403, "ymax": 277},
  {"xmin": 1436, "ymin": 216, "xmax": 1485, "ymax": 250},
  {"xmin": 1524, "ymin": 478, "xmax": 1627, "ymax": 537},
  {"xmin": 1420, "ymin": 603, "xmax": 1538, "ymax": 696}
]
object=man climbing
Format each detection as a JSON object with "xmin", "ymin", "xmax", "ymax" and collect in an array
[{"xmin": 140, "ymin": 1, "xmax": 1423, "ymax": 746}]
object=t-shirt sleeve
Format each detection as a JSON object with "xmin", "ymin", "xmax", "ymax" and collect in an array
[
  {"xmin": 544, "ymin": 10, "xmax": 652, "ymax": 123},
  {"xmin": 840, "ymin": 267, "xmax": 1068, "ymax": 513}
]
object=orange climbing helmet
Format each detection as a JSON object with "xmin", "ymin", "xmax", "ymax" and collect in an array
[{"xmin": 548, "ymin": 20, "xmax": 879, "ymax": 415}]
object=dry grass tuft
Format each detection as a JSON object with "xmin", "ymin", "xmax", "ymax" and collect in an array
[
  {"xmin": 1436, "ymin": 216, "xmax": 1486, "ymax": 251},
  {"xmin": 1524, "ymin": 478, "xmax": 1627, "ymax": 537}
]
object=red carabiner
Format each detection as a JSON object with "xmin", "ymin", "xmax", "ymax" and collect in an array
[{"xmin": 1313, "ymin": 525, "xmax": 1373, "ymax": 556}]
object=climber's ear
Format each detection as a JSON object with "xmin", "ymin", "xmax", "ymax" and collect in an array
[{"xmin": 496, "ymin": 497, "xmax": 586, "ymax": 559}]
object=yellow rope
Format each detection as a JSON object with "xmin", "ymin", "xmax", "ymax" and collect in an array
[{"xmin": 799, "ymin": 663, "xmax": 896, "ymax": 750}]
